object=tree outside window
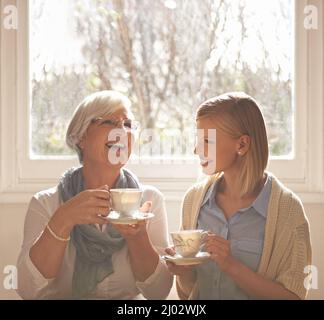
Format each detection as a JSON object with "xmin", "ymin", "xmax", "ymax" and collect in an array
[{"xmin": 30, "ymin": 0, "xmax": 293, "ymax": 158}]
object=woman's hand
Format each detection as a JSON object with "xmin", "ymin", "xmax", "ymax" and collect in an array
[
  {"xmin": 52, "ymin": 185, "xmax": 111, "ymax": 234},
  {"xmin": 164, "ymin": 247, "xmax": 195, "ymax": 281},
  {"xmin": 112, "ymin": 201, "xmax": 152, "ymax": 239},
  {"xmin": 203, "ymin": 233, "xmax": 236, "ymax": 272}
]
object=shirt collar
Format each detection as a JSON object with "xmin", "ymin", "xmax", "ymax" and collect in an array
[
  {"xmin": 201, "ymin": 178, "xmax": 220, "ymax": 208},
  {"xmin": 201, "ymin": 173, "xmax": 272, "ymax": 218},
  {"xmin": 247, "ymin": 173, "xmax": 272, "ymax": 218}
]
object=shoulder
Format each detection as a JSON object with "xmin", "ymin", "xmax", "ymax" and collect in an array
[
  {"xmin": 29, "ymin": 186, "xmax": 61, "ymax": 217},
  {"xmin": 182, "ymin": 175, "xmax": 216, "ymax": 204},
  {"xmin": 270, "ymin": 173, "xmax": 303, "ymax": 208},
  {"xmin": 141, "ymin": 184, "xmax": 165, "ymax": 203},
  {"xmin": 140, "ymin": 185, "xmax": 166, "ymax": 220},
  {"xmin": 269, "ymin": 173, "xmax": 308, "ymax": 226},
  {"xmin": 33, "ymin": 186, "xmax": 60, "ymax": 203}
]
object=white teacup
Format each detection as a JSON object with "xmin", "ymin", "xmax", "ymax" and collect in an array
[
  {"xmin": 170, "ymin": 230, "xmax": 207, "ymax": 258},
  {"xmin": 110, "ymin": 188, "xmax": 142, "ymax": 217}
]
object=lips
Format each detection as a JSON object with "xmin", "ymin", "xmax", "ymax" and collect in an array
[
  {"xmin": 106, "ymin": 142, "xmax": 127, "ymax": 150},
  {"xmin": 200, "ymin": 158, "xmax": 211, "ymax": 167}
]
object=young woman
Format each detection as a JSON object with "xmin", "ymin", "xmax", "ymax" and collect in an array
[
  {"xmin": 166, "ymin": 92, "xmax": 312, "ymax": 300},
  {"xmin": 17, "ymin": 91, "xmax": 172, "ymax": 299}
]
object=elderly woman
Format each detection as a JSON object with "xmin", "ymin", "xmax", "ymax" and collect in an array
[
  {"xmin": 17, "ymin": 90, "xmax": 173, "ymax": 299},
  {"xmin": 166, "ymin": 92, "xmax": 312, "ymax": 300}
]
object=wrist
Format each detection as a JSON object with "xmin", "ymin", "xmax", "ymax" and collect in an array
[
  {"xmin": 177, "ymin": 268, "xmax": 196, "ymax": 294},
  {"xmin": 125, "ymin": 229, "xmax": 149, "ymax": 245},
  {"xmin": 180, "ymin": 268, "xmax": 195, "ymax": 283},
  {"xmin": 50, "ymin": 208, "xmax": 74, "ymax": 238},
  {"xmin": 224, "ymin": 257, "xmax": 241, "ymax": 277}
]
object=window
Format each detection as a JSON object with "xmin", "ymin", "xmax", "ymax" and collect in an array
[
  {"xmin": 0, "ymin": 0, "xmax": 323, "ymax": 203},
  {"xmin": 30, "ymin": 0, "xmax": 293, "ymax": 158}
]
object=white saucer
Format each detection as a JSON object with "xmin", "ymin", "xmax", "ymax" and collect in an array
[
  {"xmin": 162, "ymin": 252, "xmax": 211, "ymax": 266},
  {"xmin": 107, "ymin": 211, "xmax": 155, "ymax": 225}
]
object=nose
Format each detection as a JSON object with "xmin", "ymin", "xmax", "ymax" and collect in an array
[
  {"xmin": 115, "ymin": 121, "xmax": 130, "ymax": 135},
  {"xmin": 116, "ymin": 120, "xmax": 126, "ymax": 130}
]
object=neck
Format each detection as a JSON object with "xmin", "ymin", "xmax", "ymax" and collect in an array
[
  {"xmin": 220, "ymin": 169, "xmax": 244, "ymax": 200},
  {"xmin": 220, "ymin": 169, "xmax": 266, "ymax": 201},
  {"xmin": 82, "ymin": 161, "xmax": 121, "ymax": 190}
]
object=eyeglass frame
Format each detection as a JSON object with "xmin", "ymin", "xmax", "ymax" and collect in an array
[{"xmin": 91, "ymin": 117, "xmax": 140, "ymax": 132}]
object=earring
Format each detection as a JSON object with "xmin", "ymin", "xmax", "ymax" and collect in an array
[{"xmin": 238, "ymin": 151, "xmax": 242, "ymax": 155}]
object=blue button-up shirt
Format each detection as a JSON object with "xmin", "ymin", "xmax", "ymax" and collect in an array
[{"xmin": 196, "ymin": 174, "xmax": 272, "ymax": 300}]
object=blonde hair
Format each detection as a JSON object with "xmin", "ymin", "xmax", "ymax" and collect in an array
[
  {"xmin": 66, "ymin": 90, "xmax": 133, "ymax": 163},
  {"xmin": 196, "ymin": 92, "xmax": 269, "ymax": 196}
]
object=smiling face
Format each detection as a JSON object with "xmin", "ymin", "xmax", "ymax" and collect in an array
[
  {"xmin": 195, "ymin": 117, "xmax": 246, "ymax": 175},
  {"xmin": 78, "ymin": 109, "xmax": 134, "ymax": 169},
  {"xmin": 195, "ymin": 92, "xmax": 268, "ymax": 195}
]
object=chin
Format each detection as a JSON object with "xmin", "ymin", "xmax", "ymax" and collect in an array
[
  {"xmin": 105, "ymin": 158, "xmax": 127, "ymax": 168},
  {"xmin": 108, "ymin": 163, "xmax": 125, "ymax": 171},
  {"xmin": 105, "ymin": 149, "xmax": 130, "ymax": 167},
  {"xmin": 201, "ymin": 163, "xmax": 218, "ymax": 175}
]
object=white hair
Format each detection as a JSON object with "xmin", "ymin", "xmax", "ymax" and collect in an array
[{"xmin": 66, "ymin": 90, "xmax": 133, "ymax": 163}]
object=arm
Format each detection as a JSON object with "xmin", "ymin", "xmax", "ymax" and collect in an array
[
  {"xmin": 114, "ymin": 188, "xmax": 173, "ymax": 299},
  {"xmin": 27, "ymin": 188, "xmax": 110, "ymax": 279},
  {"xmin": 204, "ymin": 234, "xmax": 304, "ymax": 300},
  {"xmin": 164, "ymin": 247, "xmax": 197, "ymax": 300},
  {"xmin": 173, "ymin": 188, "xmax": 198, "ymax": 300},
  {"xmin": 17, "ymin": 196, "xmax": 56, "ymax": 299},
  {"xmin": 226, "ymin": 258, "xmax": 299, "ymax": 299},
  {"xmin": 123, "ymin": 222, "xmax": 160, "ymax": 282},
  {"xmin": 29, "ymin": 208, "xmax": 73, "ymax": 279}
]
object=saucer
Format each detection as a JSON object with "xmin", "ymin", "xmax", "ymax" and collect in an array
[
  {"xmin": 161, "ymin": 252, "xmax": 211, "ymax": 266},
  {"xmin": 107, "ymin": 211, "xmax": 155, "ymax": 225}
]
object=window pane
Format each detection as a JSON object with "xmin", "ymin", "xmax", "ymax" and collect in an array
[{"xmin": 30, "ymin": 0, "xmax": 293, "ymax": 157}]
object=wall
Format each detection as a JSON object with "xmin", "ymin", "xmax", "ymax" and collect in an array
[{"xmin": 0, "ymin": 200, "xmax": 323, "ymax": 300}]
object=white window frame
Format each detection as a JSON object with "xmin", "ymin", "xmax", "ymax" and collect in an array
[{"xmin": 0, "ymin": 0, "xmax": 323, "ymax": 203}]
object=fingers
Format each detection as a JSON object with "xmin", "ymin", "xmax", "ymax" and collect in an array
[
  {"xmin": 91, "ymin": 206, "xmax": 110, "ymax": 217},
  {"xmin": 165, "ymin": 261, "xmax": 193, "ymax": 276},
  {"xmin": 202, "ymin": 234, "xmax": 231, "ymax": 261},
  {"xmin": 114, "ymin": 224, "xmax": 138, "ymax": 231},
  {"xmin": 113, "ymin": 222, "xmax": 142, "ymax": 231},
  {"xmin": 205, "ymin": 234, "xmax": 228, "ymax": 245},
  {"xmin": 97, "ymin": 185, "xmax": 109, "ymax": 191},
  {"xmin": 113, "ymin": 223, "xmax": 143, "ymax": 237},
  {"xmin": 164, "ymin": 246, "xmax": 194, "ymax": 276},
  {"xmin": 205, "ymin": 243, "xmax": 227, "ymax": 256},
  {"xmin": 91, "ymin": 198, "xmax": 111, "ymax": 208},
  {"xmin": 140, "ymin": 201, "xmax": 152, "ymax": 213},
  {"xmin": 205, "ymin": 238, "xmax": 229, "ymax": 254},
  {"xmin": 92, "ymin": 216, "xmax": 110, "ymax": 225},
  {"xmin": 97, "ymin": 211, "xmax": 110, "ymax": 218},
  {"xmin": 165, "ymin": 247, "xmax": 176, "ymax": 256},
  {"xmin": 89, "ymin": 190, "xmax": 111, "ymax": 200},
  {"xmin": 206, "ymin": 246, "xmax": 224, "ymax": 256},
  {"xmin": 136, "ymin": 220, "xmax": 147, "ymax": 226}
]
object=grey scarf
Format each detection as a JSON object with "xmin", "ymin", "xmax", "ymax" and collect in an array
[{"xmin": 57, "ymin": 166, "xmax": 140, "ymax": 299}]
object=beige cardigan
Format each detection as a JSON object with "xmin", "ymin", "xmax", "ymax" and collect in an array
[{"xmin": 176, "ymin": 174, "xmax": 312, "ymax": 300}]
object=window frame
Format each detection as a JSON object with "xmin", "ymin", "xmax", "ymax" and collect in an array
[{"xmin": 0, "ymin": 0, "xmax": 323, "ymax": 203}]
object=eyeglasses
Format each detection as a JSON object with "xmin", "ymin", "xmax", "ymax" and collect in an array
[{"xmin": 92, "ymin": 117, "xmax": 140, "ymax": 132}]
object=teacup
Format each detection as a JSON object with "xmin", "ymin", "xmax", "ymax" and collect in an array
[
  {"xmin": 170, "ymin": 230, "xmax": 207, "ymax": 258},
  {"xmin": 110, "ymin": 188, "xmax": 142, "ymax": 217}
]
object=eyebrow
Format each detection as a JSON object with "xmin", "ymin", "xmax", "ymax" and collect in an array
[{"xmin": 100, "ymin": 117, "xmax": 131, "ymax": 121}]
